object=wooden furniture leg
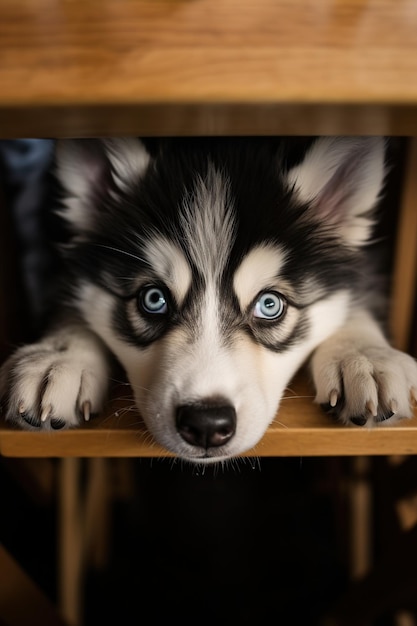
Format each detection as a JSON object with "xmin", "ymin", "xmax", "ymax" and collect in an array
[
  {"xmin": 58, "ymin": 458, "xmax": 110, "ymax": 626},
  {"xmin": 349, "ymin": 456, "xmax": 372, "ymax": 581},
  {"xmin": 389, "ymin": 136, "xmax": 417, "ymax": 352},
  {"xmin": 58, "ymin": 459, "xmax": 83, "ymax": 626}
]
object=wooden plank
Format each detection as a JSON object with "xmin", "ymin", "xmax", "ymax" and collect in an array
[
  {"xmin": 1, "ymin": 0, "xmax": 417, "ymax": 136},
  {"xmin": 1, "ymin": 376, "xmax": 417, "ymax": 458},
  {"xmin": 389, "ymin": 137, "xmax": 417, "ymax": 351}
]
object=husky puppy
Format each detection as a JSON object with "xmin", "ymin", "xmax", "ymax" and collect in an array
[{"xmin": 1, "ymin": 137, "xmax": 416, "ymax": 462}]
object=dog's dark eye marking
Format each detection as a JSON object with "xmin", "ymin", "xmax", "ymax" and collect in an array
[
  {"xmin": 252, "ymin": 291, "xmax": 286, "ymax": 321},
  {"xmin": 138, "ymin": 285, "xmax": 169, "ymax": 315}
]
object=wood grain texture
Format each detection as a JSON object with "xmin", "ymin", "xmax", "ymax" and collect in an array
[
  {"xmin": 1, "ymin": 0, "xmax": 417, "ymax": 136},
  {"xmin": 1, "ymin": 376, "xmax": 417, "ymax": 458}
]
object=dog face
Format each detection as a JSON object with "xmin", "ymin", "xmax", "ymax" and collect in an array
[{"xmin": 56, "ymin": 137, "xmax": 385, "ymax": 462}]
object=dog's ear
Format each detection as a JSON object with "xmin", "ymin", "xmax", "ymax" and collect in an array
[
  {"xmin": 55, "ymin": 138, "xmax": 151, "ymax": 230},
  {"xmin": 286, "ymin": 137, "xmax": 386, "ymax": 246}
]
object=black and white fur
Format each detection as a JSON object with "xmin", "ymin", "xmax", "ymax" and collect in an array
[{"xmin": 1, "ymin": 137, "xmax": 417, "ymax": 463}]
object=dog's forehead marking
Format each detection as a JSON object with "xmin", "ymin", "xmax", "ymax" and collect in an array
[
  {"xmin": 180, "ymin": 163, "xmax": 235, "ymax": 280},
  {"xmin": 143, "ymin": 235, "xmax": 191, "ymax": 304},
  {"xmin": 233, "ymin": 244, "xmax": 288, "ymax": 310}
]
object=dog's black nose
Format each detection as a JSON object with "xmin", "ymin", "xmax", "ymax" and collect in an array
[{"xmin": 176, "ymin": 402, "xmax": 236, "ymax": 449}]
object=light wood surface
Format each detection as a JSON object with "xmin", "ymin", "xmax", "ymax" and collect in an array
[
  {"xmin": 1, "ymin": 0, "xmax": 417, "ymax": 137},
  {"xmin": 1, "ymin": 375, "xmax": 417, "ymax": 458}
]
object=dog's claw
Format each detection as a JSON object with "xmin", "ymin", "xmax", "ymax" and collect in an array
[
  {"xmin": 366, "ymin": 400, "xmax": 378, "ymax": 417},
  {"xmin": 329, "ymin": 389, "xmax": 338, "ymax": 408},
  {"xmin": 390, "ymin": 399, "xmax": 398, "ymax": 415},
  {"xmin": 82, "ymin": 400, "xmax": 91, "ymax": 422},
  {"xmin": 41, "ymin": 404, "xmax": 52, "ymax": 423}
]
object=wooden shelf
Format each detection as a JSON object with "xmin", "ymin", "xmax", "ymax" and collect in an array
[
  {"xmin": 1, "ymin": 1, "xmax": 417, "ymax": 460},
  {"xmin": 1, "ymin": 376, "xmax": 417, "ymax": 458},
  {"xmin": 1, "ymin": 0, "xmax": 417, "ymax": 137}
]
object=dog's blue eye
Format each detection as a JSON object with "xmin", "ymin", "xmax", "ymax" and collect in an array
[
  {"xmin": 140, "ymin": 286, "xmax": 168, "ymax": 315},
  {"xmin": 254, "ymin": 292, "xmax": 286, "ymax": 320}
]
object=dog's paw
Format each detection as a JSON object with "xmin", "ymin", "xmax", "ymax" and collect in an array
[
  {"xmin": 312, "ymin": 344, "xmax": 417, "ymax": 427},
  {"xmin": 0, "ymin": 338, "xmax": 109, "ymax": 431}
]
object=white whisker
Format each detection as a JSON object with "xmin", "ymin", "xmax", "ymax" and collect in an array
[{"xmin": 91, "ymin": 243, "xmax": 150, "ymax": 266}]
